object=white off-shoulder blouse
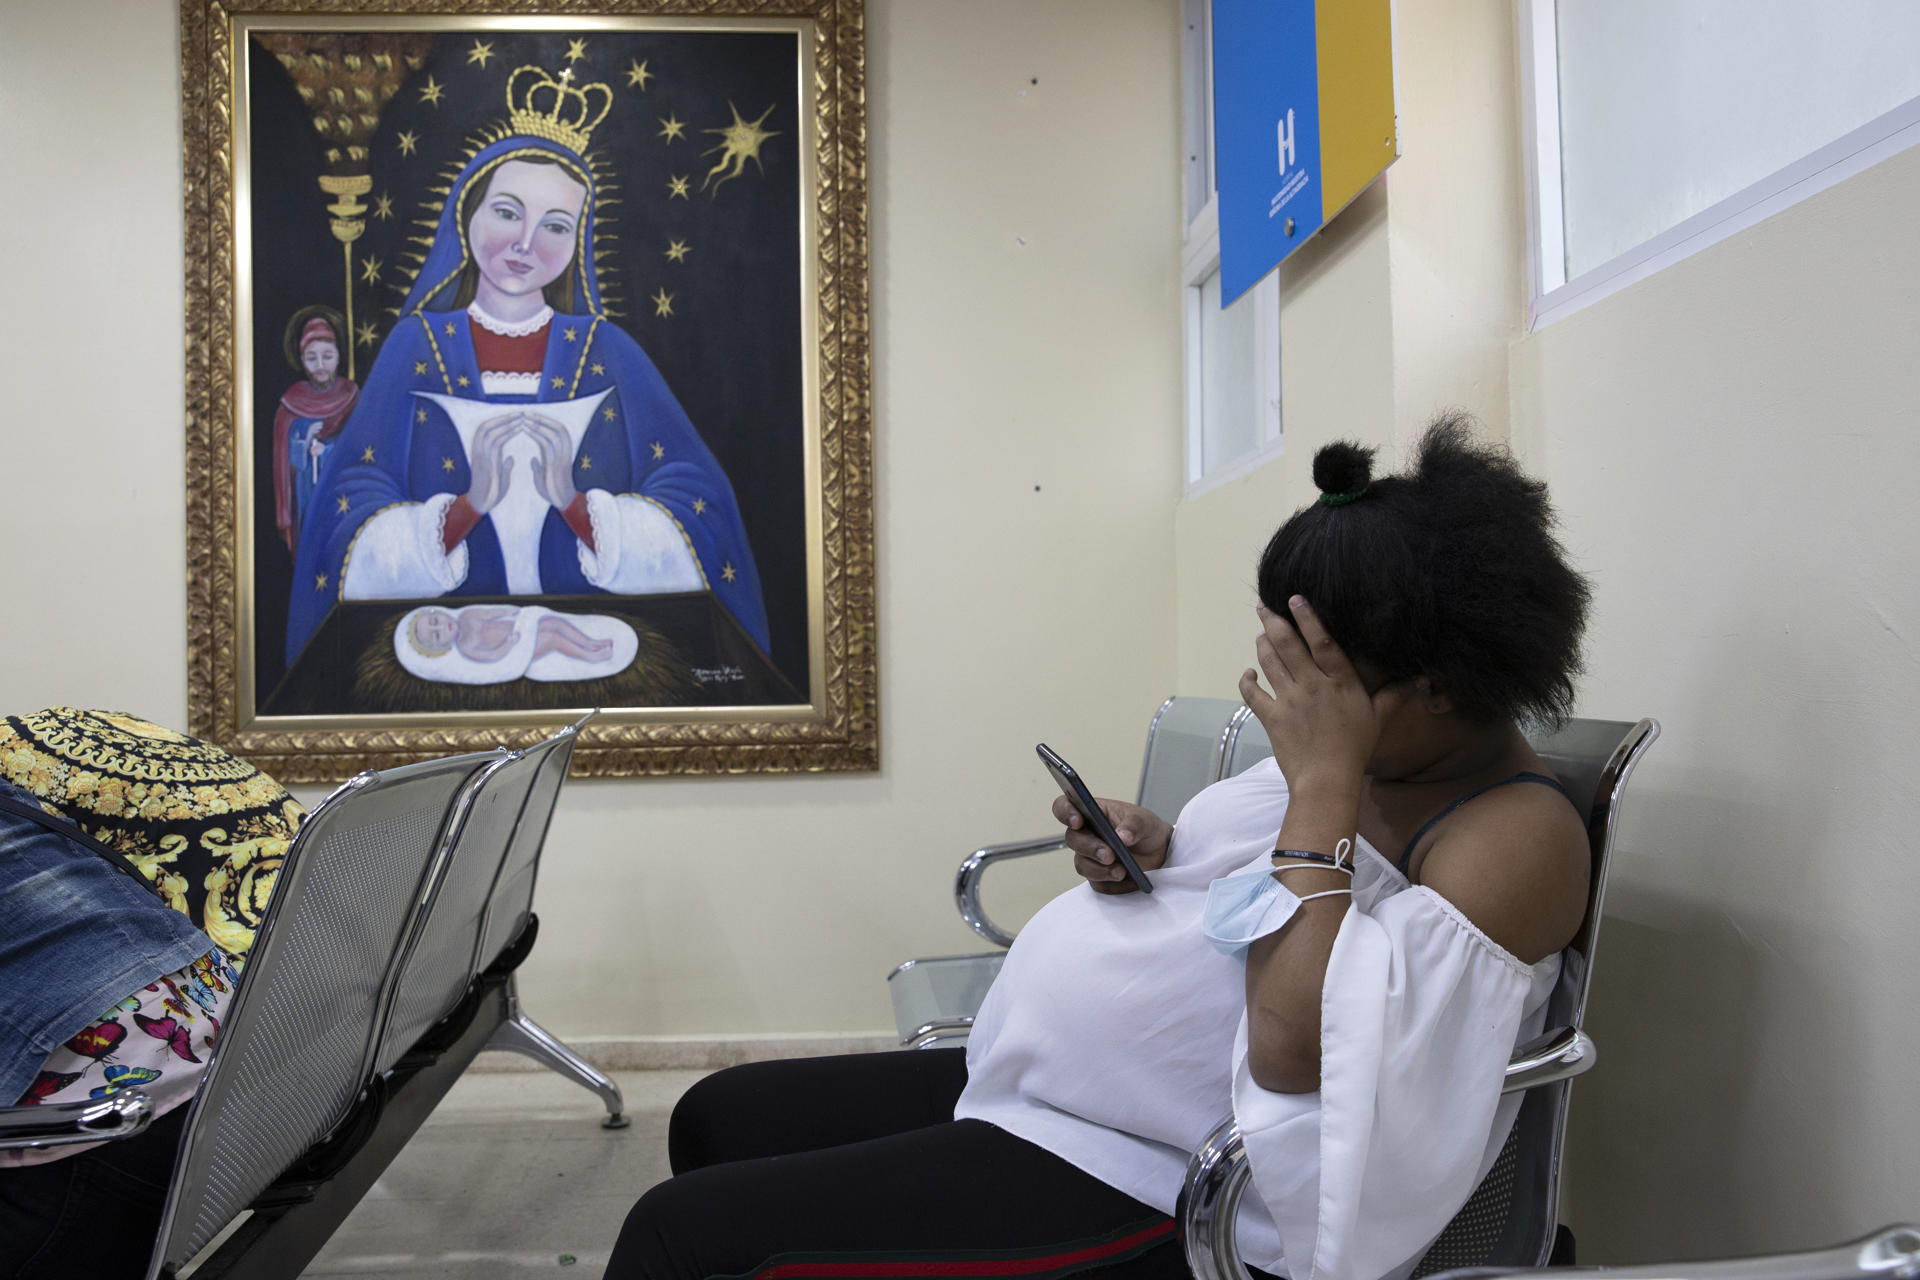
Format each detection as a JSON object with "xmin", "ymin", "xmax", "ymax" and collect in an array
[{"xmin": 955, "ymin": 756, "xmax": 1560, "ymax": 1280}]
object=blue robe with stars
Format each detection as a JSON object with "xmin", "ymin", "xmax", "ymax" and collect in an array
[{"xmin": 286, "ymin": 309, "xmax": 768, "ymax": 666}]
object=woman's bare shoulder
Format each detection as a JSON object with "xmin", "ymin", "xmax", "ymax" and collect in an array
[{"xmin": 1414, "ymin": 781, "xmax": 1590, "ymax": 965}]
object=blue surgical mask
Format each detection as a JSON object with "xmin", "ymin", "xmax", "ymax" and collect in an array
[{"xmin": 1201, "ymin": 866, "xmax": 1351, "ymax": 960}]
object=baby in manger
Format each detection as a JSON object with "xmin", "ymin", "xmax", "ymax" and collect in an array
[{"xmin": 394, "ymin": 604, "xmax": 639, "ymax": 685}]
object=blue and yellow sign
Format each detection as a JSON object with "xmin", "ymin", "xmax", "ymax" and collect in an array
[{"xmin": 1212, "ymin": 0, "xmax": 1396, "ymax": 305}]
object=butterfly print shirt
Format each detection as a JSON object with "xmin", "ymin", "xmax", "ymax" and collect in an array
[{"xmin": 2, "ymin": 948, "xmax": 240, "ymax": 1169}]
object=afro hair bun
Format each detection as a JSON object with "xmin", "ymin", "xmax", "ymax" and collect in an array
[{"xmin": 1311, "ymin": 440, "xmax": 1374, "ymax": 497}]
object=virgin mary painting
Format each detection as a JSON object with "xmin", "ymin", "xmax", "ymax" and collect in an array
[{"xmin": 286, "ymin": 67, "xmax": 768, "ymax": 671}]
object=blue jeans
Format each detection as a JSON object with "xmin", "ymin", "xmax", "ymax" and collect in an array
[{"xmin": 0, "ymin": 785, "xmax": 213, "ymax": 1103}]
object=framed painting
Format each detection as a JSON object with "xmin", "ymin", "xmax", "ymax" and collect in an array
[{"xmin": 180, "ymin": 0, "xmax": 874, "ymax": 781}]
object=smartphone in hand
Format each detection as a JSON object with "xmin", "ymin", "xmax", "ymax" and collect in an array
[{"xmin": 1036, "ymin": 743, "xmax": 1154, "ymax": 894}]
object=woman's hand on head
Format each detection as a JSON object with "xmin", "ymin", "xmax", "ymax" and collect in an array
[
  {"xmin": 1052, "ymin": 795, "xmax": 1171, "ymax": 895},
  {"xmin": 1238, "ymin": 597, "xmax": 1417, "ymax": 797}
]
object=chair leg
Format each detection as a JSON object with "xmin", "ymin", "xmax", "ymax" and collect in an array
[{"xmin": 485, "ymin": 974, "xmax": 630, "ymax": 1129}]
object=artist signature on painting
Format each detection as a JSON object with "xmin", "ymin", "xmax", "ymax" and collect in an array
[{"xmin": 692, "ymin": 665, "xmax": 746, "ymax": 685}]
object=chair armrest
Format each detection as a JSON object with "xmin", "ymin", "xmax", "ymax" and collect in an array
[
  {"xmin": 954, "ymin": 835, "xmax": 1067, "ymax": 947},
  {"xmin": 903, "ymin": 1019, "xmax": 977, "ymax": 1050},
  {"xmin": 0, "ymin": 1091, "xmax": 156, "ymax": 1151},
  {"xmin": 1424, "ymin": 1225, "xmax": 1920, "ymax": 1280},
  {"xmin": 1178, "ymin": 1027, "xmax": 1601, "ymax": 1280},
  {"xmin": 1503, "ymin": 1025, "xmax": 1596, "ymax": 1094}
]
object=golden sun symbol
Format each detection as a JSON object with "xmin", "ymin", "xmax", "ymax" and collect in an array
[{"xmin": 700, "ymin": 103, "xmax": 778, "ymax": 195}]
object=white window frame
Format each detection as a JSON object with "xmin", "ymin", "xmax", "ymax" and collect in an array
[
  {"xmin": 1182, "ymin": 0, "xmax": 1283, "ymax": 501},
  {"xmin": 1521, "ymin": 0, "xmax": 1920, "ymax": 332}
]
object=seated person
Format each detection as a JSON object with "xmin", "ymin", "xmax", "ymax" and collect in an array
[
  {"xmin": 0, "ymin": 710, "xmax": 303, "ymax": 1279},
  {"xmin": 604, "ymin": 417, "xmax": 1595, "ymax": 1280}
]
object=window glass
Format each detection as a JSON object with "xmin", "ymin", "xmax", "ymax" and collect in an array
[
  {"xmin": 1555, "ymin": 0, "xmax": 1920, "ymax": 279},
  {"xmin": 1198, "ymin": 267, "xmax": 1259, "ymax": 475}
]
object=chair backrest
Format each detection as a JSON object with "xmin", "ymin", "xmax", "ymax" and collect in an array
[
  {"xmin": 373, "ymin": 713, "xmax": 588, "ymax": 1071},
  {"xmin": 370, "ymin": 749, "xmax": 537, "ymax": 1075},
  {"xmin": 473, "ymin": 712, "xmax": 588, "ymax": 972},
  {"xmin": 145, "ymin": 750, "xmax": 498, "ymax": 1278},
  {"xmin": 1203, "ymin": 713, "xmax": 1661, "ymax": 1275},
  {"xmin": 1219, "ymin": 705, "xmax": 1273, "ymax": 780},
  {"xmin": 1134, "ymin": 696, "xmax": 1251, "ymax": 823},
  {"xmin": 1411, "ymin": 717, "xmax": 1660, "ymax": 1276}
]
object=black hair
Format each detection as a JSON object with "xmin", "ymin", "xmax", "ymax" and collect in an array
[{"xmin": 1255, "ymin": 412, "xmax": 1591, "ymax": 726}]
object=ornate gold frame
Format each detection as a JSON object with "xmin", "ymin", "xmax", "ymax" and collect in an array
[{"xmin": 182, "ymin": 0, "xmax": 873, "ymax": 782}]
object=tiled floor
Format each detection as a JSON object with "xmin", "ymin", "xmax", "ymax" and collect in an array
[{"xmin": 302, "ymin": 1062, "xmax": 710, "ymax": 1278}]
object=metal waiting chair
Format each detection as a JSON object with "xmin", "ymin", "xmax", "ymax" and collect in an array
[
  {"xmin": 0, "ymin": 717, "xmax": 621, "ymax": 1278},
  {"xmin": 470, "ymin": 716, "xmax": 630, "ymax": 1126},
  {"xmin": 887, "ymin": 696, "xmax": 1261, "ymax": 1049},
  {"xmin": 1181, "ymin": 717, "xmax": 1662, "ymax": 1280},
  {"xmin": 145, "ymin": 747, "xmax": 502, "ymax": 1278},
  {"xmin": 1427, "ymin": 1224, "xmax": 1920, "ymax": 1280},
  {"xmin": 373, "ymin": 713, "xmax": 626, "ymax": 1129}
]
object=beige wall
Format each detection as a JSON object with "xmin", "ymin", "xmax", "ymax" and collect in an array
[
  {"xmin": 12, "ymin": 0, "xmax": 1920, "ymax": 1262},
  {"xmin": 1512, "ymin": 144, "xmax": 1920, "ymax": 1261},
  {"xmin": 0, "ymin": 0, "xmax": 1183, "ymax": 1039},
  {"xmin": 1173, "ymin": 0, "xmax": 1527, "ymax": 691}
]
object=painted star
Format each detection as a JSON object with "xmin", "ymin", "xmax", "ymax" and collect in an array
[
  {"xmin": 563, "ymin": 326, "xmax": 577, "ymax": 342},
  {"xmin": 650, "ymin": 442, "xmax": 665, "ymax": 460},
  {"xmin": 419, "ymin": 75, "xmax": 445, "ymax": 106},
  {"xmin": 336, "ymin": 494, "xmax": 350, "ymax": 512},
  {"xmin": 416, "ymin": 408, "xmax": 428, "ymax": 423},
  {"xmin": 396, "ymin": 129, "xmax": 419, "ymax": 156},
  {"xmin": 700, "ymin": 102, "xmax": 779, "ymax": 194},
  {"xmin": 356, "ymin": 321, "xmax": 377, "ymax": 347},
  {"xmin": 658, "ymin": 115, "xmax": 686, "ymax": 144},
  {"xmin": 444, "ymin": 321, "xmax": 456, "ymax": 336},
  {"xmin": 651, "ymin": 288, "xmax": 674, "ymax": 317},
  {"xmin": 579, "ymin": 455, "xmax": 593, "ymax": 470},
  {"xmin": 590, "ymin": 362, "xmax": 606, "ymax": 376},
  {"xmin": 625, "ymin": 58, "xmax": 653, "ymax": 90},
  {"xmin": 721, "ymin": 562, "xmax": 737, "ymax": 583},
  {"xmin": 692, "ymin": 497, "xmax": 707, "ymax": 515},
  {"xmin": 565, "ymin": 38, "xmax": 589, "ymax": 63},
  {"xmin": 315, "ymin": 573, "xmax": 329, "ymax": 590},
  {"xmin": 666, "ymin": 175, "xmax": 691, "ymax": 200},
  {"xmin": 361, "ymin": 446, "xmax": 376, "ymax": 462},
  {"xmin": 372, "ymin": 192, "xmax": 394, "ymax": 220},
  {"xmin": 359, "ymin": 254, "xmax": 382, "ymax": 286},
  {"xmin": 467, "ymin": 40, "xmax": 495, "ymax": 67},
  {"xmin": 442, "ymin": 456, "xmax": 455, "ymax": 472},
  {"xmin": 602, "ymin": 406, "xmax": 617, "ymax": 421},
  {"xmin": 665, "ymin": 239, "xmax": 691, "ymax": 263},
  {"xmin": 456, "ymin": 374, "xmax": 470, "ymax": 388},
  {"xmin": 413, "ymin": 361, "xmax": 428, "ymax": 375},
  {"xmin": 550, "ymin": 376, "xmax": 564, "ymax": 389}
]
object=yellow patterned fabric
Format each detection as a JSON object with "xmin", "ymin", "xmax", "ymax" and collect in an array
[{"xmin": 0, "ymin": 708, "xmax": 304, "ymax": 965}]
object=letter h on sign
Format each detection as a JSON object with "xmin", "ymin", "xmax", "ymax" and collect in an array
[{"xmin": 1276, "ymin": 107, "xmax": 1296, "ymax": 176}]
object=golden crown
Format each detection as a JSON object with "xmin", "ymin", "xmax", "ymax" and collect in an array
[{"xmin": 506, "ymin": 65, "xmax": 612, "ymax": 154}]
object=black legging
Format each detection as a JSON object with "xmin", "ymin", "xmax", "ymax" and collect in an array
[
  {"xmin": 604, "ymin": 1049, "xmax": 1196, "ymax": 1280},
  {"xmin": 0, "ymin": 1105, "xmax": 186, "ymax": 1279}
]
